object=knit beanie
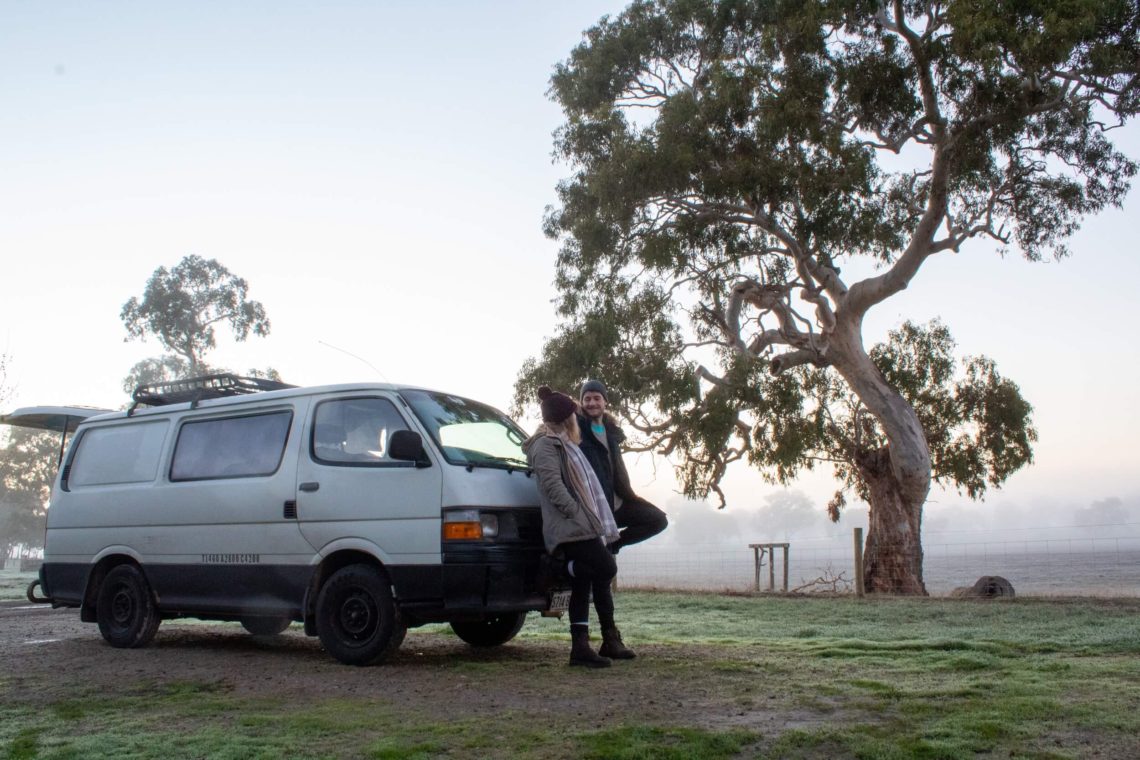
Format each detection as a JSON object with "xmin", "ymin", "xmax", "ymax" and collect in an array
[
  {"xmin": 580, "ymin": 379, "xmax": 608, "ymax": 400},
  {"xmin": 538, "ymin": 385, "xmax": 577, "ymax": 423}
]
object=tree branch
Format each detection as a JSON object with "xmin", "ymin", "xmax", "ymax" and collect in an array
[
  {"xmin": 845, "ymin": 1, "xmax": 951, "ymax": 316},
  {"xmin": 770, "ymin": 348, "xmax": 829, "ymax": 374}
]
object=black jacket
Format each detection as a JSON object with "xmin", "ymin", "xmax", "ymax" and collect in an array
[{"xmin": 576, "ymin": 413, "xmax": 637, "ymax": 511}]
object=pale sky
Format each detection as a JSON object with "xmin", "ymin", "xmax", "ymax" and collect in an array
[{"xmin": 2, "ymin": 1, "xmax": 1138, "ymax": 532}]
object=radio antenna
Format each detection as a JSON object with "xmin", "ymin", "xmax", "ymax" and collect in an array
[{"xmin": 318, "ymin": 340, "xmax": 390, "ymax": 383}]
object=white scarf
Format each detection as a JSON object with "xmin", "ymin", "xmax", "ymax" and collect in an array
[{"xmin": 558, "ymin": 432, "xmax": 621, "ymax": 544}]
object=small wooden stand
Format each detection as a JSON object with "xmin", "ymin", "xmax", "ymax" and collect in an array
[{"xmin": 749, "ymin": 542, "xmax": 790, "ymax": 592}]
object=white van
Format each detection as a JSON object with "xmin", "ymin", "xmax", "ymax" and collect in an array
[{"xmin": 3, "ymin": 374, "xmax": 566, "ymax": 665}]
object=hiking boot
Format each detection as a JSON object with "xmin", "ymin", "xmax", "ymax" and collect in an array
[
  {"xmin": 569, "ymin": 628, "xmax": 611, "ymax": 668},
  {"xmin": 598, "ymin": 626, "xmax": 636, "ymax": 660}
]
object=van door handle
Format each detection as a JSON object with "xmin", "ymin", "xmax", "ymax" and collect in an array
[{"xmin": 299, "ymin": 482, "xmax": 320, "ymax": 492}]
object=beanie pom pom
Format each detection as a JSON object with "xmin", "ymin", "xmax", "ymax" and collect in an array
[{"xmin": 537, "ymin": 385, "xmax": 553, "ymax": 401}]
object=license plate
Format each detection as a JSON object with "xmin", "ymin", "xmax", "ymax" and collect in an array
[{"xmin": 548, "ymin": 589, "xmax": 571, "ymax": 612}]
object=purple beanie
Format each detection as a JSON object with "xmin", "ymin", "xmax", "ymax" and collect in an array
[{"xmin": 538, "ymin": 385, "xmax": 577, "ymax": 423}]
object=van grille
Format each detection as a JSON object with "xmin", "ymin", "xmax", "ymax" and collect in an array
[{"xmin": 517, "ymin": 524, "xmax": 542, "ymax": 542}]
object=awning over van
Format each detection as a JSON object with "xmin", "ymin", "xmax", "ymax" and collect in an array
[{"xmin": 0, "ymin": 406, "xmax": 111, "ymax": 433}]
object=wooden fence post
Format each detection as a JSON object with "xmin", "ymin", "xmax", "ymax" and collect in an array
[{"xmin": 854, "ymin": 527, "xmax": 865, "ymax": 597}]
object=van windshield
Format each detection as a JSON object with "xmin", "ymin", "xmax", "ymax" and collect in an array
[{"xmin": 400, "ymin": 390, "xmax": 529, "ymax": 470}]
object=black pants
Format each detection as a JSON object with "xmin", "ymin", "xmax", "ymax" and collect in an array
[
  {"xmin": 560, "ymin": 538, "xmax": 617, "ymax": 629},
  {"xmin": 613, "ymin": 497, "xmax": 668, "ymax": 551}
]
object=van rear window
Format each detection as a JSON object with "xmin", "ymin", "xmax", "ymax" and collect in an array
[
  {"xmin": 69, "ymin": 420, "xmax": 170, "ymax": 487},
  {"xmin": 170, "ymin": 411, "xmax": 292, "ymax": 481}
]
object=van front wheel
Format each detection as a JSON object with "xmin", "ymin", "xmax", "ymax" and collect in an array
[
  {"xmin": 450, "ymin": 612, "xmax": 527, "ymax": 647},
  {"xmin": 96, "ymin": 564, "xmax": 160, "ymax": 648},
  {"xmin": 315, "ymin": 564, "xmax": 405, "ymax": 666}
]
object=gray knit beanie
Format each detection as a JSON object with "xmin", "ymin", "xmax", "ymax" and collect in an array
[{"xmin": 580, "ymin": 379, "xmax": 608, "ymax": 400}]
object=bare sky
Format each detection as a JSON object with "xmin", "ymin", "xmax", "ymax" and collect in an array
[{"xmin": 2, "ymin": 1, "xmax": 1137, "ymax": 532}]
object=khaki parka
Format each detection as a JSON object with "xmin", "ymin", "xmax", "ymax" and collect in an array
[{"xmin": 522, "ymin": 428, "xmax": 605, "ymax": 554}]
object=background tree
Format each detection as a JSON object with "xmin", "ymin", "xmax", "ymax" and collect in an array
[
  {"xmin": 121, "ymin": 256, "xmax": 277, "ymax": 394},
  {"xmin": 0, "ymin": 354, "xmax": 57, "ymax": 556},
  {"xmin": 121, "ymin": 355, "xmax": 192, "ymax": 396},
  {"xmin": 0, "ymin": 427, "xmax": 57, "ymax": 556},
  {"xmin": 517, "ymin": 0, "xmax": 1138, "ymax": 593},
  {"xmin": 121, "ymin": 355, "xmax": 281, "ymax": 400},
  {"xmin": 121, "ymin": 255, "xmax": 271, "ymax": 375}
]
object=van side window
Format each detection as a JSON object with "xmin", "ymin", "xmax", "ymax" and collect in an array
[
  {"xmin": 170, "ymin": 411, "xmax": 293, "ymax": 481},
  {"xmin": 69, "ymin": 420, "xmax": 169, "ymax": 487},
  {"xmin": 312, "ymin": 398, "xmax": 409, "ymax": 466}
]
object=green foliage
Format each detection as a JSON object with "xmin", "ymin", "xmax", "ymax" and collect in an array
[
  {"xmin": 870, "ymin": 320, "xmax": 1037, "ymax": 500},
  {"xmin": 520, "ymin": 0, "xmax": 1135, "ymax": 527},
  {"xmin": 0, "ymin": 427, "xmax": 59, "ymax": 554},
  {"xmin": 120, "ymin": 355, "xmax": 192, "ymax": 396},
  {"xmin": 121, "ymin": 255, "xmax": 271, "ymax": 373},
  {"xmin": 522, "ymin": 315, "xmax": 1037, "ymax": 510},
  {"xmin": 0, "ymin": 353, "xmax": 48, "ymax": 554},
  {"xmin": 121, "ymin": 356, "xmax": 282, "ymax": 399}
]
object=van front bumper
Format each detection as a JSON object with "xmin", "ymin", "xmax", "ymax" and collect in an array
[{"xmin": 439, "ymin": 542, "xmax": 550, "ymax": 614}]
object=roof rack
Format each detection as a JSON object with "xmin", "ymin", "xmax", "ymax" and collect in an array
[{"xmin": 129, "ymin": 373, "xmax": 296, "ymax": 413}]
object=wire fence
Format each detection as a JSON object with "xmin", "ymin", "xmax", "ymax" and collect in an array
[
  {"xmin": 6, "ymin": 525, "xmax": 1139, "ymax": 597},
  {"xmin": 615, "ymin": 531, "xmax": 1140, "ymax": 597}
]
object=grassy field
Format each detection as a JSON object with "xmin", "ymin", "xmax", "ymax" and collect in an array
[
  {"xmin": 2, "ymin": 578, "xmax": 1138, "ymax": 758},
  {"xmin": 0, "ymin": 569, "xmax": 36, "ymax": 602}
]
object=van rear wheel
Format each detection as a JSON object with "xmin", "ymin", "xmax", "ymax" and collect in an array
[
  {"xmin": 450, "ymin": 612, "xmax": 527, "ymax": 647},
  {"xmin": 315, "ymin": 564, "xmax": 405, "ymax": 666},
  {"xmin": 241, "ymin": 617, "xmax": 292, "ymax": 636},
  {"xmin": 96, "ymin": 564, "xmax": 160, "ymax": 648}
]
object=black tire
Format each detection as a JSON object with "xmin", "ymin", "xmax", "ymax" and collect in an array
[
  {"xmin": 241, "ymin": 617, "xmax": 292, "ymax": 636},
  {"xmin": 450, "ymin": 612, "xmax": 527, "ymax": 647},
  {"xmin": 315, "ymin": 564, "xmax": 406, "ymax": 666},
  {"xmin": 96, "ymin": 564, "xmax": 160, "ymax": 648}
]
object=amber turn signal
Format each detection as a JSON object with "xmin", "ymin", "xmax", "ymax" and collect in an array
[{"xmin": 442, "ymin": 522, "xmax": 483, "ymax": 540}]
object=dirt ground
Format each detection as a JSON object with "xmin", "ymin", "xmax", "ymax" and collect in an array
[{"xmin": 0, "ymin": 601, "xmax": 831, "ymax": 736}]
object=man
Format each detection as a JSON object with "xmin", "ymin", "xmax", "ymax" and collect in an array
[{"xmin": 576, "ymin": 379, "xmax": 668, "ymax": 554}]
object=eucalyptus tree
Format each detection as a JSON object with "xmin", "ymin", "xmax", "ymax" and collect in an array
[
  {"xmin": 122, "ymin": 255, "xmax": 271, "ymax": 375},
  {"xmin": 0, "ymin": 427, "xmax": 58, "ymax": 555},
  {"xmin": 121, "ymin": 355, "xmax": 193, "ymax": 396},
  {"xmin": 517, "ymin": 0, "xmax": 1138, "ymax": 592},
  {"xmin": 0, "ymin": 358, "xmax": 57, "ymax": 554}
]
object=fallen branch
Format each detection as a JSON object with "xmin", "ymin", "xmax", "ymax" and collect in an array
[{"xmin": 792, "ymin": 565, "xmax": 853, "ymax": 594}]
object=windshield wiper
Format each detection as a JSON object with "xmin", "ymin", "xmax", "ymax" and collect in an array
[{"xmin": 463, "ymin": 455, "xmax": 532, "ymax": 474}]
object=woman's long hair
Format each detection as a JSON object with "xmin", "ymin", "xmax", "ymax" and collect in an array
[{"xmin": 546, "ymin": 413, "xmax": 581, "ymax": 445}]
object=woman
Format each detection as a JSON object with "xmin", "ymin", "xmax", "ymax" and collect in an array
[{"xmin": 522, "ymin": 385, "xmax": 636, "ymax": 668}]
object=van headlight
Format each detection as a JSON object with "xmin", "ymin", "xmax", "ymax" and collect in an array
[{"xmin": 442, "ymin": 509, "xmax": 498, "ymax": 540}]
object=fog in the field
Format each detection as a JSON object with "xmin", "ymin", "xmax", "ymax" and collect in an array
[
  {"xmin": 611, "ymin": 486, "xmax": 1140, "ymax": 595},
  {"xmin": 646, "ymin": 489, "xmax": 1140, "ymax": 551}
]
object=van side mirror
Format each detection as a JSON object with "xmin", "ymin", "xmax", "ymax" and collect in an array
[{"xmin": 388, "ymin": 430, "xmax": 430, "ymax": 467}]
